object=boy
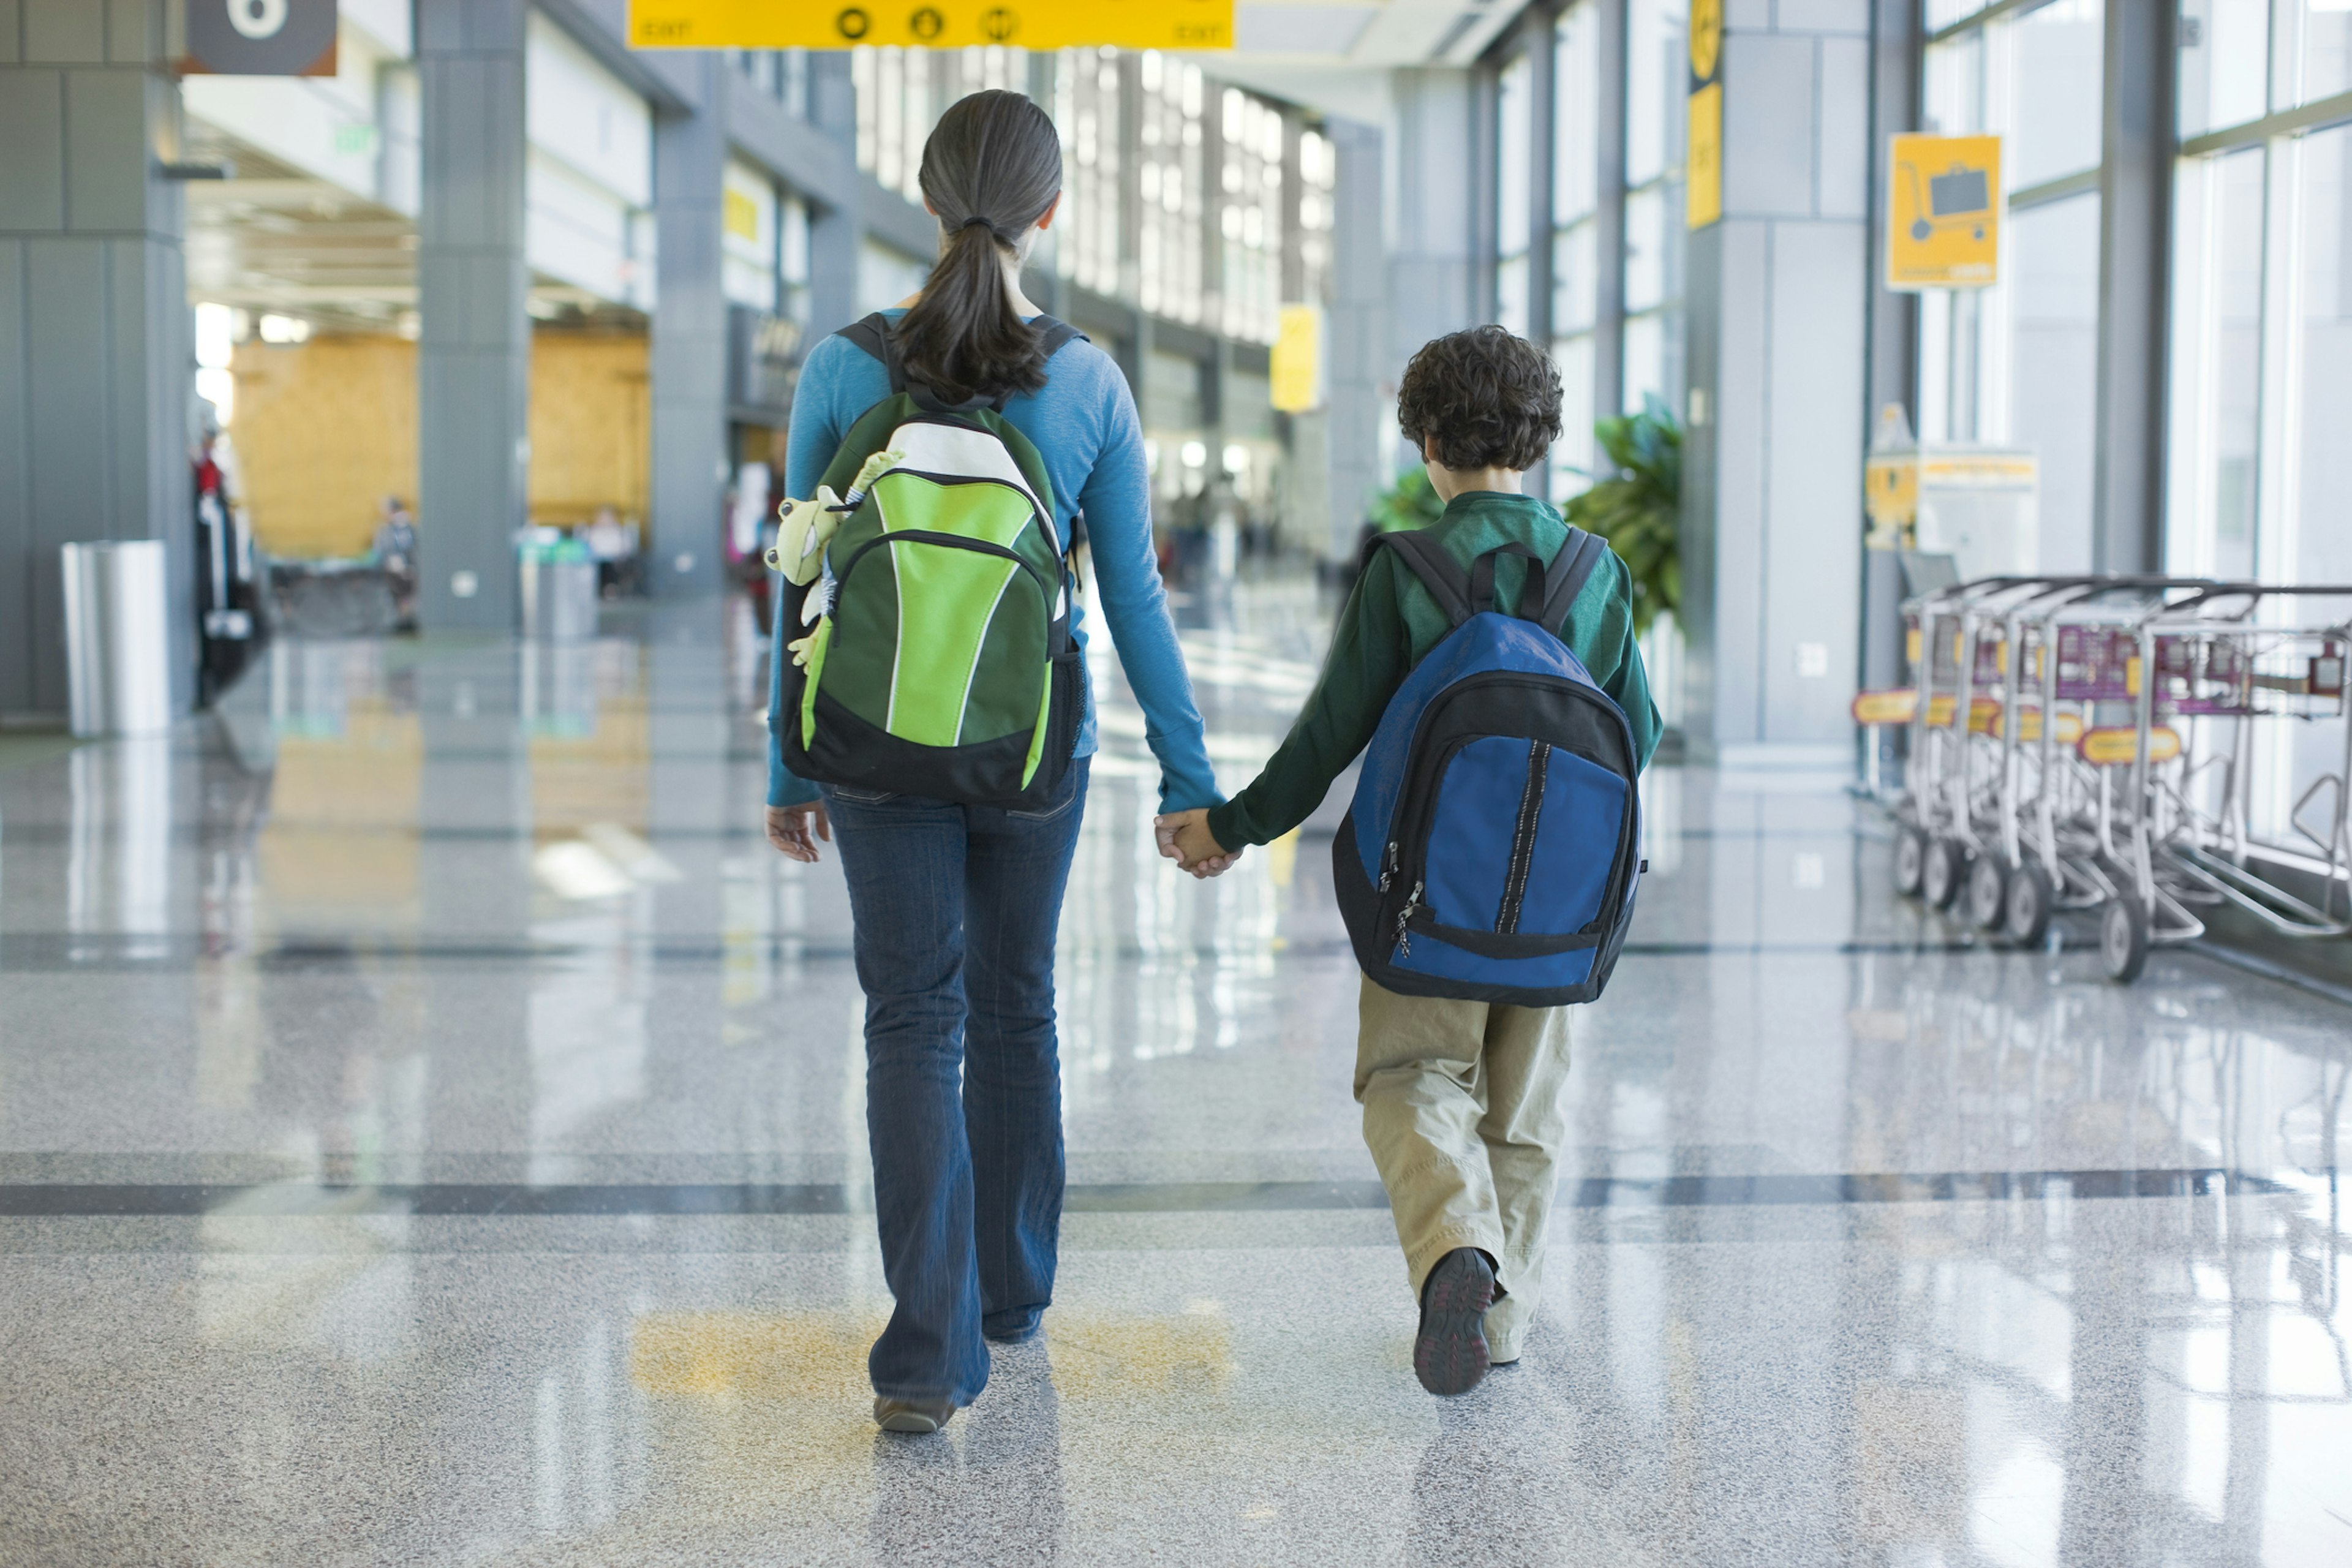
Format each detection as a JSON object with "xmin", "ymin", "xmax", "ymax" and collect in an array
[{"xmin": 1161, "ymin": 325, "xmax": 1661, "ymax": 1395}]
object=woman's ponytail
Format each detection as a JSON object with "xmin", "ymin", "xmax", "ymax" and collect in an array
[{"xmin": 896, "ymin": 90, "xmax": 1063, "ymax": 405}]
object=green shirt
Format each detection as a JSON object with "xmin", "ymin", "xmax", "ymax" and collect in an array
[{"xmin": 1205, "ymin": 491, "xmax": 1664, "ymax": 851}]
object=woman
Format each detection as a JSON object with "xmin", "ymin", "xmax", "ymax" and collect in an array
[{"xmin": 764, "ymin": 91, "xmax": 1229, "ymax": 1434}]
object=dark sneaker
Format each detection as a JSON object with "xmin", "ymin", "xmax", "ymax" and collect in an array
[
  {"xmin": 873, "ymin": 1396, "xmax": 956, "ymax": 1434},
  {"xmin": 1414, "ymin": 1248, "xmax": 1496, "ymax": 1396}
]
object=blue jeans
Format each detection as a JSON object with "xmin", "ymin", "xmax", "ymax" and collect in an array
[{"xmin": 821, "ymin": 758, "xmax": 1089, "ymax": 1406}]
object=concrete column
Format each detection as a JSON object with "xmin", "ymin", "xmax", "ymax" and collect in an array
[
  {"xmin": 1591, "ymin": 0, "xmax": 1628, "ymax": 422},
  {"xmin": 1679, "ymin": 2, "xmax": 1874, "ymax": 768},
  {"xmin": 1387, "ymin": 70, "xmax": 1478, "ymax": 390},
  {"xmin": 2091, "ymin": 0, "xmax": 2174, "ymax": 573},
  {"xmin": 1860, "ymin": 0, "xmax": 1921, "ymax": 695},
  {"xmin": 415, "ymin": 0, "xmax": 529, "ymax": 631},
  {"xmin": 1523, "ymin": 8, "xmax": 1557, "ymax": 502},
  {"xmin": 650, "ymin": 51, "xmax": 727, "ymax": 596},
  {"xmin": 0, "ymin": 0, "xmax": 193, "ymax": 718},
  {"xmin": 1325, "ymin": 116, "xmax": 1385, "ymax": 562},
  {"xmin": 804, "ymin": 51, "xmax": 860, "ymax": 339}
]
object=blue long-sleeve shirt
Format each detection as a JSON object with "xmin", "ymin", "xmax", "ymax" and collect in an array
[{"xmin": 767, "ymin": 314, "xmax": 1221, "ymax": 814}]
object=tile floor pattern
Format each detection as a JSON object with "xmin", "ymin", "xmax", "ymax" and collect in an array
[{"xmin": 0, "ymin": 581, "xmax": 2346, "ymax": 1566}]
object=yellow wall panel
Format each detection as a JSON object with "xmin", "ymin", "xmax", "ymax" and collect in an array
[
  {"xmin": 230, "ymin": 336, "xmax": 417, "ymax": 560},
  {"xmin": 529, "ymin": 333, "xmax": 652, "ymax": 527},
  {"xmin": 230, "ymin": 331, "xmax": 652, "ymax": 560}
]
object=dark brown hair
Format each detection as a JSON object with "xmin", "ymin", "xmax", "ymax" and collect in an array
[
  {"xmin": 1396, "ymin": 325, "xmax": 1563, "ymax": 471},
  {"xmin": 895, "ymin": 90, "xmax": 1063, "ymax": 405}
]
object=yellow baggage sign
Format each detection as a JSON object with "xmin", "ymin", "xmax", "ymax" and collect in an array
[
  {"xmin": 1886, "ymin": 133, "xmax": 2001, "ymax": 290},
  {"xmin": 629, "ymin": 0, "xmax": 1234, "ymax": 50}
]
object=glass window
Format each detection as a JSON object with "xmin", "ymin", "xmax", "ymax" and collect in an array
[
  {"xmin": 2294, "ymin": 124, "xmax": 2352, "ymax": 585},
  {"xmin": 1554, "ymin": 2, "xmax": 1599, "ymax": 225},
  {"xmin": 2007, "ymin": 194, "xmax": 2101, "ymax": 570},
  {"xmin": 1623, "ymin": 312, "xmax": 1665, "ymax": 415},
  {"xmin": 1054, "ymin": 48, "xmax": 1123, "ymax": 300},
  {"xmin": 1551, "ymin": 333, "xmax": 1595, "ymax": 497},
  {"xmin": 1626, "ymin": 0, "xmax": 1686, "ymax": 189},
  {"xmin": 2166, "ymin": 147, "xmax": 2266, "ymax": 582},
  {"xmin": 1925, "ymin": 0, "xmax": 1991, "ymax": 29},
  {"xmin": 2007, "ymin": 1, "xmax": 2104, "ymax": 188},
  {"xmin": 1624, "ymin": 186, "xmax": 1665, "ymax": 312},
  {"xmin": 2294, "ymin": 2, "xmax": 2352, "ymax": 108},
  {"xmin": 1554, "ymin": 220, "xmax": 1598, "ymax": 333},
  {"xmin": 1298, "ymin": 129, "xmax": 1336, "ymax": 306},
  {"xmin": 1623, "ymin": 0, "xmax": 1684, "ymax": 416},
  {"xmin": 2178, "ymin": 0, "xmax": 2269, "ymax": 137},
  {"xmin": 1218, "ymin": 89, "xmax": 1283, "ymax": 344},
  {"xmin": 1926, "ymin": 6, "xmax": 2104, "ymax": 190},
  {"xmin": 1137, "ymin": 51, "xmax": 1206, "ymax": 326},
  {"xmin": 1496, "ymin": 51, "xmax": 1532, "ymax": 334}
]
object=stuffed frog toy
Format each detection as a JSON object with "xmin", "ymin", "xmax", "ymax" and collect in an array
[{"xmin": 769, "ymin": 448, "xmax": 902, "ymax": 668}]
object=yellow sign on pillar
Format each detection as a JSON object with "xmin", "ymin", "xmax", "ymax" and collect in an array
[
  {"xmin": 1270, "ymin": 304, "xmax": 1323, "ymax": 414},
  {"xmin": 629, "ymin": 0, "xmax": 1234, "ymax": 50},
  {"xmin": 1687, "ymin": 84, "xmax": 1722, "ymax": 228},
  {"xmin": 1685, "ymin": 0, "xmax": 1723, "ymax": 229},
  {"xmin": 1886, "ymin": 134, "xmax": 2002, "ymax": 289}
]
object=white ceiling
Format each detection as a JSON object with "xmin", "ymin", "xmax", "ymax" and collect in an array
[
  {"xmin": 1234, "ymin": 1, "xmax": 1523, "ymax": 66},
  {"xmin": 1197, "ymin": 1, "xmax": 1524, "ymax": 124}
]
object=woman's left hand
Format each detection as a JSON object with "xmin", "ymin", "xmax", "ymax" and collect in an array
[{"xmin": 766, "ymin": 803, "xmax": 831, "ymax": 862}]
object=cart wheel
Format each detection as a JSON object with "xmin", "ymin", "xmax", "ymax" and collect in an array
[
  {"xmin": 2100, "ymin": 896, "xmax": 2150, "ymax": 984},
  {"xmin": 2004, "ymin": 862, "xmax": 2054, "ymax": 949},
  {"xmin": 1923, "ymin": 837, "xmax": 1969, "ymax": 910},
  {"xmin": 1894, "ymin": 826, "xmax": 1928, "ymax": 898},
  {"xmin": 1966, "ymin": 854, "xmax": 2008, "ymax": 930}
]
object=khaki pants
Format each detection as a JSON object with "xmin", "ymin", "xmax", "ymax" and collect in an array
[{"xmin": 1355, "ymin": 976, "xmax": 1573, "ymax": 1363}]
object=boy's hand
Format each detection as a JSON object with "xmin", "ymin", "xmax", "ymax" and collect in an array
[{"xmin": 1154, "ymin": 810, "xmax": 1239, "ymax": 878}]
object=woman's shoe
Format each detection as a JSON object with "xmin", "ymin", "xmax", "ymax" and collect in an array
[
  {"xmin": 873, "ymin": 1396, "xmax": 956, "ymax": 1434},
  {"xmin": 1414, "ymin": 1247, "xmax": 1496, "ymax": 1396}
]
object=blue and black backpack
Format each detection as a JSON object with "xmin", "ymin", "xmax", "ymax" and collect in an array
[{"xmin": 1333, "ymin": 528, "xmax": 1645, "ymax": 1006}]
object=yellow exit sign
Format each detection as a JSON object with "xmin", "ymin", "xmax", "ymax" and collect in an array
[{"xmin": 630, "ymin": 0, "xmax": 1234, "ymax": 50}]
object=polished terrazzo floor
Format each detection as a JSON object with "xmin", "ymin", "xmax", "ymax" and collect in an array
[{"xmin": 1, "ymin": 581, "xmax": 2346, "ymax": 1566}]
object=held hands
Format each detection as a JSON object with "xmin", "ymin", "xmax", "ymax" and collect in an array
[{"xmin": 1153, "ymin": 809, "xmax": 1240, "ymax": 879}]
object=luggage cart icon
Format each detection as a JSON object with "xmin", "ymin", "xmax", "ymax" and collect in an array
[{"xmin": 1902, "ymin": 160, "xmax": 1991, "ymax": 243}]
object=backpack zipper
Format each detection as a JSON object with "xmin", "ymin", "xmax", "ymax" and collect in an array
[
  {"xmin": 1380, "ymin": 671, "xmax": 1640, "ymax": 957},
  {"xmin": 1378, "ymin": 839, "xmax": 1399, "ymax": 893},
  {"xmin": 1496, "ymin": 741, "xmax": 1551, "ymax": 934},
  {"xmin": 1394, "ymin": 880, "xmax": 1423, "ymax": 958}
]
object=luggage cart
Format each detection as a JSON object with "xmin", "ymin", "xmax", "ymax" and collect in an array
[
  {"xmin": 2100, "ymin": 585, "xmax": 2352, "ymax": 981},
  {"xmin": 1868, "ymin": 574, "xmax": 2081, "ymax": 908},
  {"xmin": 1978, "ymin": 578, "xmax": 2234, "ymax": 948}
]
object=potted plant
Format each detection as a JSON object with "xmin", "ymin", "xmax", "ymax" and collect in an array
[{"xmin": 1562, "ymin": 394, "xmax": 1681, "ymax": 638}]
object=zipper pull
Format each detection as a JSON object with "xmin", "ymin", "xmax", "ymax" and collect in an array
[
  {"xmin": 1378, "ymin": 840, "xmax": 1398, "ymax": 893},
  {"xmin": 1394, "ymin": 880, "xmax": 1422, "ymax": 958}
]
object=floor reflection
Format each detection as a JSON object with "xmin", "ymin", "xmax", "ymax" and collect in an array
[{"xmin": 0, "ymin": 581, "xmax": 2345, "ymax": 1565}]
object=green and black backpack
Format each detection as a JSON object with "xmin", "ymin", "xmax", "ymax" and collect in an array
[{"xmin": 776, "ymin": 311, "xmax": 1088, "ymax": 809}]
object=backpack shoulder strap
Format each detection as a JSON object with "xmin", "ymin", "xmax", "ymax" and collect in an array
[
  {"xmin": 1372, "ymin": 529, "xmax": 1474, "ymax": 628},
  {"xmin": 834, "ymin": 312, "xmax": 908, "ymax": 397},
  {"xmin": 1539, "ymin": 527, "xmax": 1610, "ymax": 635},
  {"xmin": 838, "ymin": 312, "xmax": 1090, "ymax": 411},
  {"xmin": 1031, "ymin": 315, "xmax": 1087, "ymax": 360}
]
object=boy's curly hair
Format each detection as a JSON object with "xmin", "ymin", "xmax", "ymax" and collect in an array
[{"xmin": 1396, "ymin": 325, "xmax": 1562, "ymax": 472}]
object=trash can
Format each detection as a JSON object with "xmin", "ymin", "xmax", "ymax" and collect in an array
[
  {"xmin": 519, "ymin": 541, "xmax": 599, "ymax": 641},
  {"xmin": 61, "ymin": 540, "xmax": 174, "ymax": 737}
]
